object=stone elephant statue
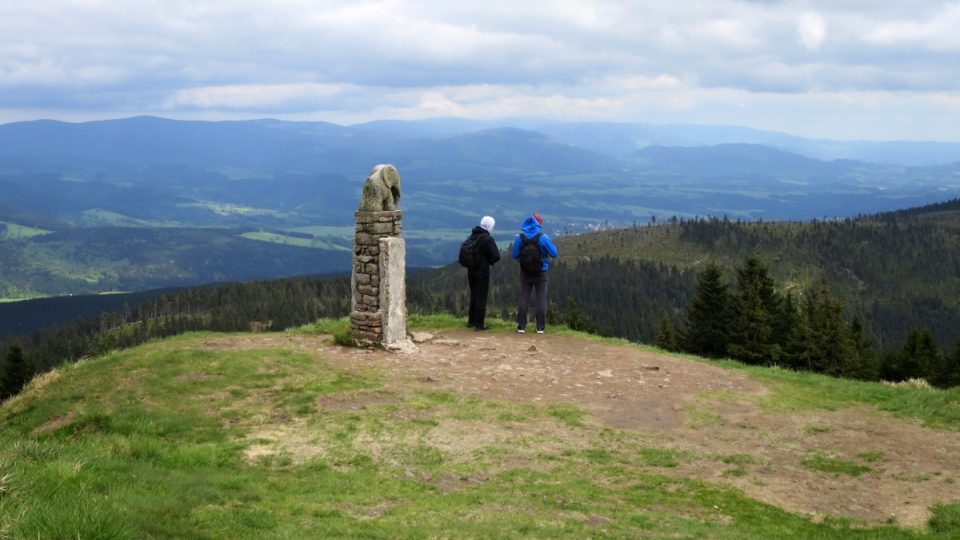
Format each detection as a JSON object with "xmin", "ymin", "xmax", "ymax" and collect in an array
[{"xmin": 358, "ymin": 164, "xmax": 401, "ymax": 212}]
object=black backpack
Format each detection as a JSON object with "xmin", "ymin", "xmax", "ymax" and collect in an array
[
  {"xmin": 518, "ymin": 233, "xmax": 543, "ymax": 275},
  {"xmin": 459, "ymin": 234, "xmax": 481, "ymax": 268}
]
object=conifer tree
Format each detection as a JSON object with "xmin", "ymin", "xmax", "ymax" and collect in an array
[
  {"xmin": 778, "ymin": 291, "xmax": 809, "ymax": 369},
  {"xmin": 1, "ymin": 345, "xmax": 32, "ymax": 400},
  {"xmin": 847, "ymin": 315, "xmax": 879, "ymax": 380},
  {"xmin": 654, "ymin": 315, "xmax": 679, "ymax": 352},
  {"xmin": 728, "ymin": 256, "xmax": 782, "ymax": 365},
  {"xmin": 563, "ymin": 297, "xmax": 596, "ymax": 334},
  {"xmin": 681, "ymin": 261, "xmax": 732, "ymax": 358},
  {"xmin": 934, "ymin": 341, "xmax": 960, "ymax": 388},
  {"xmin": 803, "ymin": 279, "xmax": 856, "ymax": 377},
  {"xmin": 884, "ymin": 327, "xmax": 942, "ymax": 382}
]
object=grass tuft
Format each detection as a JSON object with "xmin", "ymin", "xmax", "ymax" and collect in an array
[
  {"xmin": 638, "ymin": 448, "xmax": 680, "ymax": 468},
  {"xmin": 546, "ymin": 403, "xmax": 585, "ymax": 428},
  {"xmin": 857, "ymin": 451, "xmax": 886, "ymax": 463},
  {"xmin": 801, "ymin": 453, "xmax": 871, "ymax": 476},
  {"xmin": 288, "ymin": 317, "xmax": 350, "ymax": 335},
  {"xmin": 929, "ymin": 502, "xmax": 960, "ymax": 533}
]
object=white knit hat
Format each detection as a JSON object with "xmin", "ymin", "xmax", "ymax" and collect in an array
[{"xmin": 479, "ymin": 215, "xmax": 495, "ymax": 232}]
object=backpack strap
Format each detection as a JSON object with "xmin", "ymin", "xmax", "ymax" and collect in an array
[{"xmin": 522, "ymin": 232, "xmax": 542, "ymax": 248}]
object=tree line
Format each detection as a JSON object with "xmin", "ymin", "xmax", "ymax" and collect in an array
[
  {"xmin": 406, "ymin": 256, "xmax": 697, "ymax": 341},
  {"xmin": 1, "ymin": 276, "xmax": 351, "ymax": 400},
  {"xmin": 655, "ymin": 257, "xmax": 960, "ymax": 388},
  {"xmin": 673, "ymin": 208, "xmax": 960, "ymax": 352},
  {"xmin": 5, "ymin": 196, "xmax": 960, "ymax": 399},
  {"xmin": 559, "ymin": 198, "xmax": 960, "ymax": 353},
  {"xmin": 1, "ymin": 255, "xmax": 697, "ymax": 400}
]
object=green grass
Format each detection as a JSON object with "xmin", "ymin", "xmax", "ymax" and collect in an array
[
  {"xmin": 288, "ymin": 317, "xmax": 350, "ymax": 336},
  {"xmin": 0, "ymin": 221, "xmax": 53, "ymax": 240},
  {"xmin": 930, "ymin": 503, "xmax": 960, "ymax": 533},
  {"xmin": 683, "ymin": 403, "xmax": 727, "ymax": 428},
  {"xmin": 720, "ymin": 453, "xmax": 760, "ymax": 466},
  {"xmin": 726, "ymin": 363, "xmax": 960, "ymax": 431},
  {"xmin": 858, "ymin": 451, "xmax": 887, "ymax": 463},
  {"xmin": 638, "ymin": 448, "xmax": 681, "ymax": 468},
  {"xmin": 621, "ymin": 341, "xmax": 960, "ymax": 432},
  {"xmin": 76, "ymin": 209, "xmax": 183, "ymax": 228},
  {"xmin": 804, "ymin": 423, "xmax": 831, "ymax": 434},
  {"xmin": 240, "ymin": 231, "xmax": 351, "ymax": 251},
  {"xmin": 801, "ymin": 453, "xmax": 872, "ymax": 477},
  {"xmin": 2, "ymin": 332, "xmax": 957, "ymax": 538},
  {"xmin": 547, "ymin": 403, "xmax": 586, "ymax": 428}
]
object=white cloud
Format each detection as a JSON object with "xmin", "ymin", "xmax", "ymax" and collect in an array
[
  {"xmin": 798, "ymin": 12, "xmax": 827, "ymax": 51},
  {"xmin": 865, "ymin": 4, "xmax": 960, "ymax": 51},
  {"xmin": 697, "ymin": 18, "xmax": 760, "ymax": 49},
  {"xmin": 0, "ymin": 0, "xmax": 959, "ymax": 139},
  {"xmin": 618, "ymin": 74, "xmax": 685, "ymax": 91},
  {"xmin": 928, "ymin": 93, "xmax": 960, "ymax": 110},
  {"xmin": 164, "ymin": 83, "xmax": 350, "ymax": 110}
]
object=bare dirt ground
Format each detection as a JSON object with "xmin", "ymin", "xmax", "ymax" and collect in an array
[{"xmin": 200, "ymin": 330, "xmax": 960, "ymax": 527}]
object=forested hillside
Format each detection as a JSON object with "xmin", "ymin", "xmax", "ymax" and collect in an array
[
  {"xmin": 408, "ymin": 257, "xmax": 696, "ymax": 341},
  {"xmin": 3, "ymin": 199, "xmax": 959, "ymax": 400},
  {"xmin": 559, "ymin": 198, "xmax": 960, "ymax": 351},
  {"xmin": 0, "ymin": 227, "xmax": 353, "ymax": 299},
  {"xmin": 0, "ymin": 276, "xmax": 352, "ymax": 399}
]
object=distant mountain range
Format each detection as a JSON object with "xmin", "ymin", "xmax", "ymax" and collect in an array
[
  {"xmin": 537, "ymin": 121, "xmax": 960, "ymax": 166},
  {"xmin": 5, "ymin": 115, "xmax": 957, "ymax": 166},
  {"xmin": 1, "ymin": 116, "xmax": 959, "ymax": 299},
  {"xmin": 349, "ymin": 118, "xmax": 960, "ymax": 166}
]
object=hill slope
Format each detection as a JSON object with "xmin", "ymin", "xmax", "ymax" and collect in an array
[
  {"xmin": 552, "ymin": 199, "xmax": 960, "ymax": 350},
  {"xmin": 2, "ymin": 326, "xmax": 960, "ymax": 537}
]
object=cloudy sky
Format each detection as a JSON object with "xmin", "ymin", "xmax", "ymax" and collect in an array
[{"xmin": 1, "ymin": 0, "xmax": 959, "ymax": 140}]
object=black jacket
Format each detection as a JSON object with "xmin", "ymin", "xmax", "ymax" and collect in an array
[{"xmin": 467, "ymin": 226, "xmax": 501, "ymax": 276}]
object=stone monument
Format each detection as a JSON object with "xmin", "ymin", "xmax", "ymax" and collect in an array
[{"xmin": 350, "ymin": 164, "xmax": 411, "ymax": 349}]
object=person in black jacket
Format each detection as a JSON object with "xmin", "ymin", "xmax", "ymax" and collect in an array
[{"xmin": 466, "ymin": 215, "xmax": 501, "ymax": 330}]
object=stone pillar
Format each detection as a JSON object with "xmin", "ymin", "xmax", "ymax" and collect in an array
[
  {"xmin": 350, "ymin": 211, "xmax": 408, "ymax": 347},
  {"xmin": 380, "ymin": 236, "xmax": 407, "ymax": 344}
]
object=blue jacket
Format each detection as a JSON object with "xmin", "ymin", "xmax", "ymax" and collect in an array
[{"xmin": 511, "ymin": 216, "xmax": 559, "ymax": 272}]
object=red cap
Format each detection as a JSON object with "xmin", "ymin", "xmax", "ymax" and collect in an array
[{"xmin": 533, "ymin": 213, "xmax": 543, "ymax": 224}]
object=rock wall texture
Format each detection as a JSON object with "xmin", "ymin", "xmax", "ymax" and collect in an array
[{"xmin": 350, "ymin": 210, "xmax": 407, "ymax": 347}]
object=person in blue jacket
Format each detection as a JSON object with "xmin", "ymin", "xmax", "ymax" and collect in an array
[{"xmin": 511, "ymin": 213, "xmax": 559, "ymax": 333}]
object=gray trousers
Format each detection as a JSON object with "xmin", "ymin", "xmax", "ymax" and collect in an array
[{"xmin": 517, "ymin": 272, "xmax": 548, "ymax": 331}]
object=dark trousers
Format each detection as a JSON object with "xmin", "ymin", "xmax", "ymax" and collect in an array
[
  {"xmin": 467, "ymin": 271, "xmax": 490, "ymax": 328},
  {"xmin": 517, "ymin": 272, "xmax": 548, "ymax": 331}
]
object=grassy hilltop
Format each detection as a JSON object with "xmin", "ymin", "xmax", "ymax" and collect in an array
[{"xmin": 2, "ymin": 317, "xmax": 960, "ymax": 538}]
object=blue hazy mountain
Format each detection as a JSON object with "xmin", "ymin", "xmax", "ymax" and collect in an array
[
  {"xmin": 350, "ymin": 118, "xmax": 960, "ymax": 166},
  {"xmin": 536, "ymin": 121, "xmax": 960, "ymax": 166},
  {"xmin": 2, "ymin": 116, "xmax": 958, "ymax": 229},
  {"xmin": 2, "ymin": 116, "xmax": 959, "ymax": 298}
]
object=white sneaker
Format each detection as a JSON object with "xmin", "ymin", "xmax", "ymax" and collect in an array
[
  {"xmin": 517, "ymin": 329, "xmax": 525, "ymax": 333},
  {"xmin": 536, "ymin": 329, "xmax": 544, "ymax": 334}
]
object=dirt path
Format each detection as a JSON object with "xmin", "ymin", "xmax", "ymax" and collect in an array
[{"xmin": 200, "ymin": 330, "xmax": 960, "ymax": 527}]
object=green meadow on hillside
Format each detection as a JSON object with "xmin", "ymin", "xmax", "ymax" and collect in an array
[
  {"xmin": 0, "ymin": 221, "xmax": 53, "ymax": 240},
  {"xmin": 2, "ymin": 318, "xmax": 959, "ymax": 538}
]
